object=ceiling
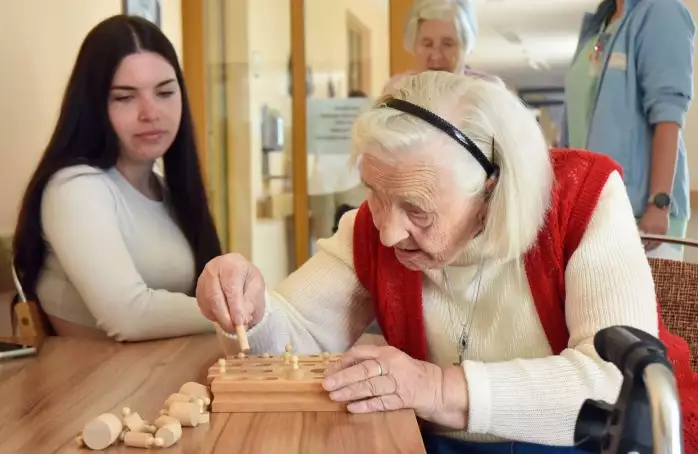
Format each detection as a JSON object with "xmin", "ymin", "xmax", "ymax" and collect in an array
[{"xmin": 466, "ymin": 0, "xmax": 600, "ymax": 89}]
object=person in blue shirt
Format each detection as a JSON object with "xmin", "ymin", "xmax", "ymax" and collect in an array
[{"xmin": 562, "ymin": 0, "xmax": 696, "ymax": 259}]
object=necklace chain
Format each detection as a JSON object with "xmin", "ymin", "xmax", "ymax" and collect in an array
[{"xmin": 443, "ymin": 256, "xmax": 486, "ymax": 365}]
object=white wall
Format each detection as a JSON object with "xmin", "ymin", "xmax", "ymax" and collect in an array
[{"xmin": 0, "ymin": 0, "xmax": 182, "ymax": 235}]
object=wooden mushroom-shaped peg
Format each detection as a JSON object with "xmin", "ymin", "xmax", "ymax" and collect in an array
[
  {"xmin": 178, "ymin": 381, "xmax": 212, "ymax": 408},
  {"xmin": 80, "ymin": 413, "xmax": 123, "ymax": 450},
  {"xmin": 160, "ymin": 401, "xmax": 202, "ymax": 427},
  {"xmin": 217, "ymin": 358, "xmax": 227, "ymax": 374},
  {"xmin": 288, "ymin": 355, "xmax": 304, "ymax": 380},
  {"xmin": 165, "ymin": 392, "xmax": 204, "ymax": 409},
  {"xmin": 122, "ymin": 407, "xmax": 156, "ymax": 433},
  {"xmin": 154, "ymin": 415, "xmax": 180, "ymax": 429},
  {"xmin": 153, "ymin": 415, "xmax": 183, "ymax": 448},
  {"xmin": 155, "ymin": 422, "xmax": 183, "ymax": 448},
  {"xmin": 122, "ymin": 431, "xmax": 165, "ymax": 448}
]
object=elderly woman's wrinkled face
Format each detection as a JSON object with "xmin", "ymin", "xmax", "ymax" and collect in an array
[
  {"xmin": 361, "ymin": 153, "xmax": 484, "ymax": 271},
  {"xmin": 414, "ymin": 19, "xmax": 461, "ymax": 73}
]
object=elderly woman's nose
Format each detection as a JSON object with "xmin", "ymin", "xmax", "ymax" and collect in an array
[
  {"xmin": 378, "ymin": 218, "xmax": 409, "ymax": 247},
  {"xmin": 428, "ymin": 48, "xmax": 444, "ymax": 61}
]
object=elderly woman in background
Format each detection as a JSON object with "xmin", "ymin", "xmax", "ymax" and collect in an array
[
  {"xmin": 384, "ymin": 0, "xmax": 502, "ymax": 93},
  {"xmin": 197, "ymin": 72, "xmax": 696, "ymax": 452}
]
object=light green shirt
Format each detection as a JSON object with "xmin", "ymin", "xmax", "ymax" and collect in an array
[{"xmin": 564, "ymin": 20, "xmax": 620, "ymax": 149}]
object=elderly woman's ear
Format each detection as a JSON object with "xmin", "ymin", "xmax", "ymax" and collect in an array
[{"xmin": 483, "ymin": 175, "xmax": 497, "ymax": 201}]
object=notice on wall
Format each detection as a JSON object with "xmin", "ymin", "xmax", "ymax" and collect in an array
[
  {"xmin": 306, "ymin": 98, "xmax": 371, "ymax": 196},
  {"xmin": 307, "ymin": 98, "xmax": 371, "ymax": 156}
]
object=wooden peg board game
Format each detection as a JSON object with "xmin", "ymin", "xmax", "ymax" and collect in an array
[{"xmin": 206, "ymin": 345, "xmax": 348, "ymax": 413}]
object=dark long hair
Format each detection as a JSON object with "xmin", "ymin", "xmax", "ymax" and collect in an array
[{"xmin": 12, "ymin": 15, "xmax": 222, "ymax": 301}]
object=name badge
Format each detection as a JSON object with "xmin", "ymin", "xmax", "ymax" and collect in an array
[{"xmin": 608, "ymin": 52, "xmax": 628, "ymax": 71}]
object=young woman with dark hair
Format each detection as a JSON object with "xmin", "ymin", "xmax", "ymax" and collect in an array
[{"xmin": 12, "ymin": 15, "xmax": 222, "ymax": 341}]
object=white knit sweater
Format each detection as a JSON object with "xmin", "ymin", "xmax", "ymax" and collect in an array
[{"xmin": 240, "ymin": 170, "xmax": 659, "ymax": 446}]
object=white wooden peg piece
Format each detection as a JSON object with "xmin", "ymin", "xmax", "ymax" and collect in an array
[
  {"xmin": 123, "ymin": 431, "xmax": 164, "ymax": 448},
  {"xmin": 81, "ymin": 413, "xmax": 123, "ymax": 450},
  {"xmin": 155, "ymin": 423, "xmax": 182, "ymax": 448},
  {"xmin": 121, "ymin": 407, "xmax": 156, "ymax": 433}
]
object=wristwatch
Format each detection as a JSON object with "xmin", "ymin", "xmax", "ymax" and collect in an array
[{"xmin": 648, "ymin": 192, "xmax": 672, "ymax": 209}]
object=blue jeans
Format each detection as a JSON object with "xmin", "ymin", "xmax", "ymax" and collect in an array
[{"xmin": 422, "ymin": 433, "xmax": 589, "ymax": 454}]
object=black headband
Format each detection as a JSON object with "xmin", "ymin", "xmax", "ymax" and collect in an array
[{"xmin": 380, "ymin": 98, "xmax": 499, "ymax": 178}]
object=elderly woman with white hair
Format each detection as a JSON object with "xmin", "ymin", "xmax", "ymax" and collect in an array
[
  {"xmin": 196, "ymin": 72, "xmax": 697, "ymax": 453},
  {"xmin": 384, "ymin": 0, "xmax": 501, "ymax": 93}
]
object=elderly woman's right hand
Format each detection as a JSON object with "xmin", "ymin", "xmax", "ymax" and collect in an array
[{"xmin": 195, "ymin": 253, "xmax": 266, "ymax": 334}]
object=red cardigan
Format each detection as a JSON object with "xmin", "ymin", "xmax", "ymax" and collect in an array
[{"xmin": 352, "ymin": 149, "xmax": 697, "ymax": 445}]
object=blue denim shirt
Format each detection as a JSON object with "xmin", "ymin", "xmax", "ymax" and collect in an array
[{"xmin": 561, "ymin": 0, "xmax": 696, "ymax": 219}]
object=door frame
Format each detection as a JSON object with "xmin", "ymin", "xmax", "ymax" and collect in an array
[{"xmin": 290, "ymin": 0, "xmax": 310, "ymax": 269}]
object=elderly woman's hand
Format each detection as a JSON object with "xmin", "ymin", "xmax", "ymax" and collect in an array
[
  {"xmin": 195, "ymin": 253, "xmax": 266, "ymax": 334},
  {"xmin": 322, "ymin": 345, "xmax": 469, "ymax": 429}
]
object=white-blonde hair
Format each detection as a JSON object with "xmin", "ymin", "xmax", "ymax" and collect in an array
[
  {"xmin": 403, "ymin": 0, "xmax": 478, "ymax": 55},
  {"xmin": 350, "ymin": 71, "xmax": 553, "ymax": 261}
]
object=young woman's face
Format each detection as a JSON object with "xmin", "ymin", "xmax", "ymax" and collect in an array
[
  {"xmin": 108, "ymin": 51, "xmax": 182, "ymax": 163},
  {"xmin": 413, "ymin": 19, "xmax": 461, "ymax": 73}
]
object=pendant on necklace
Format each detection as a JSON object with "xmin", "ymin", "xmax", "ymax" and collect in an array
[{"xmin": 455, "ymin": 333, "xmax": 468, "ymax": 365}]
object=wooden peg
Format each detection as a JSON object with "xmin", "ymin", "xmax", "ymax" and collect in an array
[
  {"xmin": 165, "ymin": 393, "xmax": 204, "ymax": 408},
  {"xmin": 199, "ymin": 411, "xmax": 210, "ymax": 424},
  {"xmin": 235, "ymin": 324, "xmax": 250, "ymax": 352},
  {"xmin": 218, "ymin": 358, "xmax": 227, "ymax": 374},
  {"xmin": 121, "ymin": 407, "xmax": 156, "ymax": 433},
  {"xmin": 123, "ymin": 431, "xmax": 164, "ymax": 448},
  {"xmin": 154, "ymin": 415, "xmax": 180, "ymax": 429},
  {"xmin": 178, "ymin": 381, "xmax": 212, "ymax": 407},
  {"xmin": 283, "ymin": 345, "xmax": 293, "ymax": 364},
  {"xmin": 237, "ymin": 351, "xmax": 246, "ymax": 359},
  {"xmin": 288, "ymin": 355, "xmax": 304, "ymax": 380},
  {"xmin": 160, "ymin": 402, "xmax": 201, "ymax": 427},
  {"xmin": 81, "ymin": 413, "xmax": 123, "ymax": 450},
  {"xmin": 155, "ymin": 423, "xmax": 182, "ymax": 448}
]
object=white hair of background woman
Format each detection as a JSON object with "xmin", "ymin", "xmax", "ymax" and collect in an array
[
  {"xmin": 350, "ymin": 71, "xmax": 553, "ymax": 261},
  {"xmin": 403, "ymin": 0, "xmax": 478, "ymax": 55}
]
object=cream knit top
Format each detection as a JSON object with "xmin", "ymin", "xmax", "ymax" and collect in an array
[{"xmin": 36, "ymin": 165, "xmax": 214, "ymax": 341}]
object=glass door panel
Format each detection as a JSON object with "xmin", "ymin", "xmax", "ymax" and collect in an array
[
  {"xmin": 303, "ymin": 0, "xmax": 390, "ymax": 255},
  {"xmin": 199, "ymin": 0, "xmax": 295, "ymax": 286}
]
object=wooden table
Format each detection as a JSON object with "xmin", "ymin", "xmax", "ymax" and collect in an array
[{"xmin": 0, "ymin": 335, "xmax": 426, "ymax": 453}]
